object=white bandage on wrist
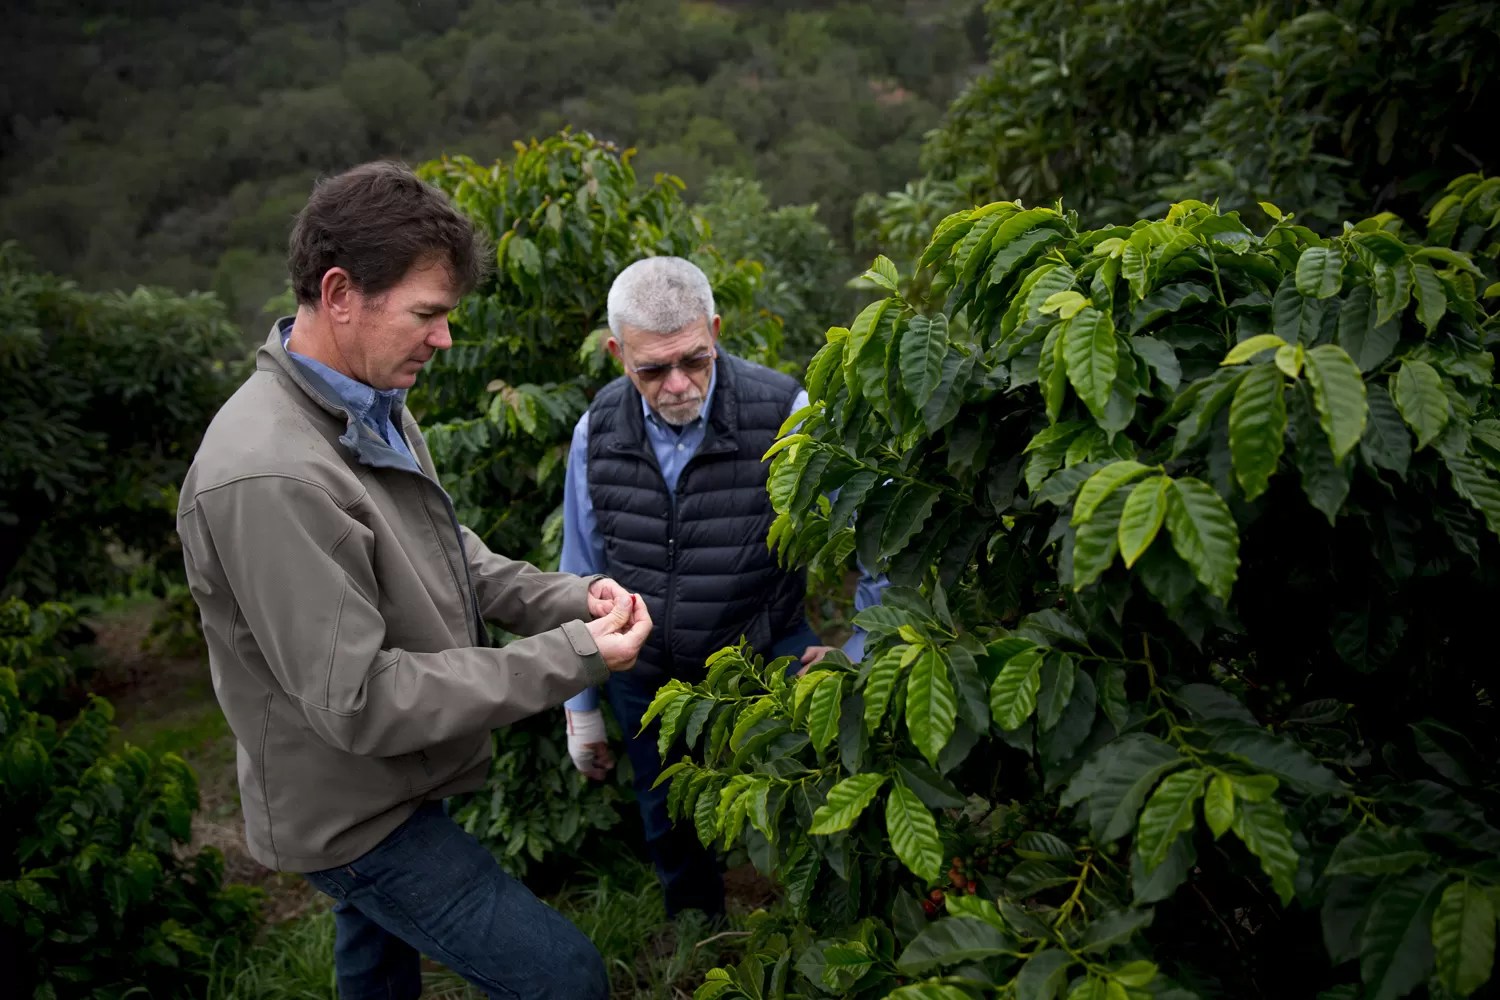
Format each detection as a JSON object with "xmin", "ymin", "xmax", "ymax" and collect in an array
[{"xmin": 565, "ymin": 708, "xmax": 607, "ymax": 772}]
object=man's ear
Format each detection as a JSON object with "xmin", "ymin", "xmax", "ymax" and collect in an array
[
  {"xmin": 711, "ymin": 314, "xmax": 722, "ymax": 342},
  {"xmin": 321, "ymin": 268, "xmax": 356, "ymax": 324},
  {"xmin": 606, "ymin": 336, "xmax": 623, "ymax": 363}
]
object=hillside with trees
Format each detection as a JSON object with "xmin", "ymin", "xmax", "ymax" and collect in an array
[{"xmin": 0, "ymin": 0, "xmax": 982, "ymax": 337}]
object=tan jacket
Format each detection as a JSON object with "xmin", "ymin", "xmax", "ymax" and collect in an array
[{"xmin": 177, "ymin": 326, "xmax": 607, "ymax": 872}]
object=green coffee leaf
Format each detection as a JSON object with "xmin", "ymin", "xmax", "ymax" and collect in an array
[
  {"xmin": 1337, "ymin": 286, "xmax": 1399, "ymax": 372},
  {"xmin": 1204, "ymin": 774, "xmax": 1235, "ymax": 838},
  {"xmin": 1132, "ymin": 832, "xmax": 1195, "ymax": 905},
  {"xmin": 1135, "ymin": 769, "xmax": 1207, "ymax": 871},
  {"xmin": 1275, "ymin": 344, "xmax": 1304, "ymax": 379},
  {"xmin": 1128, "ymin": 282, "xmax": 1213, "ymax": 333},
  {"xmin": 1072, "ymin": 490, "xmax": 1125, "ymax": 590},
  {"xmin": 1230, "ymin": 797, "xmax": 1299, "ymax": 905},
  {"xmin": 991, "ymin": 648, "xmax": 1043, "ymax": 731},
  {"xmin": 901, "ymin": 315, "xmax": 949, "ymax": 411},
  {"xmin": 1392, "ymin": 359, "xmax": 1450, "ymax": 450},
  {"xmin": 1080, "ymin": 908, "xmax": 1155, "ymax": 953},
  {"xmin": 865, "ymin": 254, "xmax": 901, "ymax": 293},
  {"xmin": 1446, "ymin": 452, "xmax": 1500, "ymax": 540},
  {"xmin": 761, "ymin": 432, "xmax": 809, "ymax": 462},
  {"xmin": 1036, "ymin": 654, "xmax": 1077, "ymax": 733},
  {"xmin": 862, "ymin": 648, "xmax": 907, "ymax": 734},
  {"xmin": 1118, "ymin": 475, "xmax": 1170, "ymax": 568},
  {"xmin": 880, "ymin": 482, "xmax": 942, "ymax": 561},
  {"xmin": 829, "ymin": 469, "xmax": 877, "ymax": 529},
  {"xmin": 1411, "ymin": 261, "xmax": 1448, "ymax": 333},
  {"xmin": 1097, "ymin": 664, "xmax": 1129, "ymax": 730},
  {"xmin": 1112, "ymin": 960, "xmax": 1158, "ymax": 988},
  {"xmin": 809, "ymin": 773, "xmax": 886, "ymax": 835},
  {"xmin": 897, "ymin": 915, "xmax": 1015, "ymax": 974},
  {"xmin": 1041, "ymin": 290, "xmax": 1089, "ymax": 319},
  {"xmin": 1432, "ymin": 880, "xmax": 1496, "ymax": 996},
  {"xmin": 885, "ymin": 985, "xmax": 979, "ymax": 1000},
  {"xmin": 1131, "ymin": 335, "xmax": 1181, "ymax": 391},
  {"xmin": 1172, "ymin": 369, "xmax": 1246, "ymax": 456},
  {"xmin": 907, "ymin": 647, "xmax": 958, "ymax": 768},
  {"xmin": 1228, "ymin": 363, "xmax": 1288, "ymax": 500},
  {"xmin": 1326, "ymin": 827, "xmax": 1432, "ymax": 878},
  {"xmin": 1073, "ymin": 460, "xmax": 1151, "ymax": 525},
  {"xmin": 1015, "ymin": 948, "xmax": 1072, "ymax": 1000},
  {"xmin": 806, "ymin": 334, "xmax": 847, "ymax": 403},
  {"xmin": 1296, "ymin": 246, "xmax": 1344, "ymax": 299},
  {"xmin": 1360, "ymin": 871, "xmax": 1445, "ymax": 1000},
  {"xmin": 1273, "ymin": 281, "xmax": 1329, "ymax": 345},
  {"xmin": 1165, "ymin": 478, "xmax": 1241, "ymax": 601},
  {"xmin": 1206, "ymin": 724, "xmax": 1343, "ymax": 795},
  {"xmin": 1063, "ymin": 307, "xmax": 1118, "ymax": 419},
  {"xmin": 1062, "ymin": 734, "xmax": 1184, "ymax": 842},
  {"xmin": 886, "ymin": 777, "xmax": 943, "ymax": 882},
  {"xmin": 1375, "ymin": 258, "xmax": 1415, "ymax": 325},
  {"xmin": 1222, "ymin": 334, "xmax": 1288, "ymax": 367},
  {"xmin": 1304, "ymin": 344, "xmax": 1368, "ymax": 462},
  {"xmin": 844, "ymin": 298, "xmax": 893, "ymax": 392},
  {"xmin": 1360, "ymin": 387, "xmax": 1411, "ymax": 478},
  {"xmin": 807, "ymin": 673, "xmax": 844, "ymax": 754}
]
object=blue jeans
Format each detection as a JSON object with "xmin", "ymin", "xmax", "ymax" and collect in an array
[
  {"xmin": 303, "ymin": 801, "xmax": 608, "ymax": 1000},
  {"xmin": 606, "ymin": 622, "xmax": 822, "ymax": 918}
]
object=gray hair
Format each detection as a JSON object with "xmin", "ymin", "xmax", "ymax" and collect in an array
[{"xmin": 606, "ymin": 256, "xmax": 715, "ymax": 337}]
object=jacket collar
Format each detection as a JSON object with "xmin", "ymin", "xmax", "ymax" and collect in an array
[{"xmin": 257, "ymin": 318, "xmax": 416, "ymax": 472}]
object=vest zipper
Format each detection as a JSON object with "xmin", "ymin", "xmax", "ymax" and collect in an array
[{"xmin": 664, "ymin": 482, "xmax": 680, "ymax": 674}]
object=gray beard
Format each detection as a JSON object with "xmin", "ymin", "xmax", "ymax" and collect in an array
[{"xmin": 656, "ymin": 396, "xmax": 704, "ymax": 426}]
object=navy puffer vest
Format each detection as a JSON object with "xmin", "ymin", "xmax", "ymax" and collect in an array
[{"xmin": 586, "ymin": 353, "xmax": 806, "ymax": 680}]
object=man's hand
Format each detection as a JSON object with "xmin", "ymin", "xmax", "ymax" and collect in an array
[
  {"xmin": 565, "ymin": 708, "xmax": 615, "ymax": 780},
  {"xmin": 586, "ymin": 577, "xmax": 631, "ymax": 618},
  {"xmin": 795, "ymin": 644, "xmax": 838, "ymax": 678},
  {"xmin": 585, "ymin": 591, "xmax": 652, "ymax": 672}
]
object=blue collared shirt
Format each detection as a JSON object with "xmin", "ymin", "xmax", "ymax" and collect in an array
[
  {"xmin": 562, "ymin": 367, "xmax": 885, "ymax": 712},
  {"xmin": 282, "ymin": 321, "xmax": 418, "ymax": 470}
]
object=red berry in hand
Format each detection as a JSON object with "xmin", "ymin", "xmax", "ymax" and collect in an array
[
  {"xmin": 929, "ymin": 889, "xmax": 944, "ymax": 902},
  {"xmin": 921, "ymin": 900, "xmax": 937, "ymax": 917}
]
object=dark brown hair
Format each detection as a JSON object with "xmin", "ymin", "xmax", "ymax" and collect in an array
[{"xmin": 288, "ymin": 161, "xmax": 490, "ymax": 307}]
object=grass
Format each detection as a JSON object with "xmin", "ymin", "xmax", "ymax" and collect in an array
[{"xmin": 205, "ymin": 857, "xmax": 748, "ymax": 1000}]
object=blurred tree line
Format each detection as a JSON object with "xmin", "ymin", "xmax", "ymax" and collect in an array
[{"xmin": 0, "ymin": 0, "xmax": 984, "ymax": 342}]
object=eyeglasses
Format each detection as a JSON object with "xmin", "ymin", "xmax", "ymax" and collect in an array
[{"xmin": 627, "ymin": 351, "xmax": 715, "ymax": 383}]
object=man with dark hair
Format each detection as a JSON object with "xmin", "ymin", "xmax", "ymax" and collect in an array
[
  {"xmin": 559, "ymin": 256, "xmax": 885, "ymax": 919},
  {"xmin": 177, "ymin": 161, "xmax": 648, "ymax": 999}
]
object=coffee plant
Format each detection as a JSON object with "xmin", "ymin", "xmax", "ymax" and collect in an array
[
  {"xmin": 0, "ymin": 243, "xmax": 244, "ymax": 601},
  {"xmin": 0, "ymin": 598, "xmax": 260, "ymax": 998},
  {"xmin": 450, "ymin": 710, "xmax": 632, "ymax": 880},
  {"xmin": 650, "ymin": 179, "xmax": 1500, "ymax": 998}
]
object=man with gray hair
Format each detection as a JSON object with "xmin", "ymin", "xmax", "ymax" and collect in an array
[{"xmin": 558, "ymin": 256, "xmax": 882, "ymax": 918}]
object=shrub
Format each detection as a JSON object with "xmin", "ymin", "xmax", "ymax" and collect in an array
[
  {"xmin": 655, "ymin": 177, "xmax": 1499, "ymax": 998},
  {"xmin": 0, "ymin": 244, "xmax": 244, "ymax": 601},
  {"xmin": 0, "ymin": 598, "xmax": 259, "ymax": 999}
]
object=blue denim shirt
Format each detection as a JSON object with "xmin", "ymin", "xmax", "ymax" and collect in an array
[
  {"xmin": 562, "ymin": 368, "xmax": 886, "ymax": 712},
  {"xmin": 281, "ymin": 321, "xmax": 418, "ymax": 471}
]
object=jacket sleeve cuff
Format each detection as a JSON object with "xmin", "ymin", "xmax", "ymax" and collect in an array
[{"xmin": 560, "ymin": 619, "xmax": 609, "ymax": 686}]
